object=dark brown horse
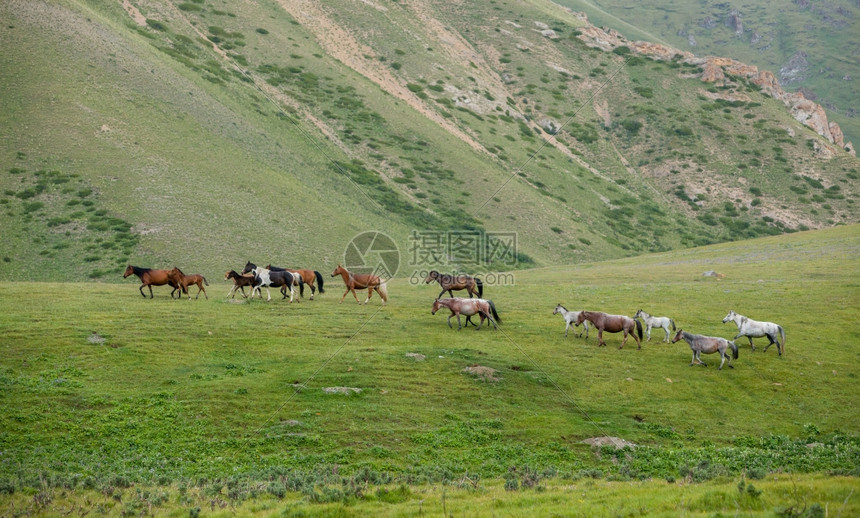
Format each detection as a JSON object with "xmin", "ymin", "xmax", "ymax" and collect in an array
[
  {"xmin": 123, "ymin": 265, "xmax": 180, "ymax": 298},
  {"xmin": 225, "ymin": 270, "xmax": 256, "ymax": 299},
  {"xmin": 431, "ymin": 297, "xmax": 500, "ymax": 330},
  {"xmin": 331, "ymin": 264, "xmax": 388, "ymax": 305},
  {"xmin": 575, "ymin": 311, "xmax": 643, "ymax": 349},
  {"xmin": 168, "ymin": 267, "xmax": 209, "ymax": 300},
  {"xmin": 424, "ymin": 270, "xmax": 483, "ymax": 299},
  {"xmin": 266, "ymin": 265, "xmax": 325, "ymax": 300}
]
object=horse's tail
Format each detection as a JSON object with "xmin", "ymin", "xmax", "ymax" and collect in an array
[
  {"xmin": 730, "ymin": 340, "xmax": 739, "ymax": 359},
  {"xmin": 203, "ymin": 276, "xmax": 209, "ymax": 286},
  {"xmin": 488, "ymin": 300, "xmax": 501, "ymax": 324},
  {"xmin": 778, "ymin": 325, "xmax": 786, "ymax": 354},
  {"xmin": 476, "ymin": 277, "xmax": 483, "ymax": 297},
  {"xmin": 670, "ymin": 319, "xmax": 676, "ymax": 331},
  {"xmin": 377, "ymin": 281, "xmax": 388, "ymax": 302},
  {"xmin": 297, "ymin": 274, "xmax": 305, "ymax": 297},
  {"xmin": 314, "ymin": 271, "xmax": 325, "ymax": 294},
  {"xmin": 635, "ymin": 319, "xmax": 643, "ymax": 340}
]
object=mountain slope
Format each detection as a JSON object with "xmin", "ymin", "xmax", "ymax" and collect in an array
[
  {"xmin": 0, "ymin": 0, "xmax": 857, "ymax": 281},
  {"xmin": 557, "ymin": 0, "xmax": 860, "ymax": 146}
]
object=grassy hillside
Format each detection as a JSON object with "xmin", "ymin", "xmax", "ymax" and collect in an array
[
  {"xmin": 560, "ymin": 0, "xmax": 860, "ymax": 145},
  {"xmin": 0, "ymin": 225, "xmax": 858, "ymax": 514},
  {"xmin": 0, "ymin": 0, "xmax": 858, "ymax": 282}
]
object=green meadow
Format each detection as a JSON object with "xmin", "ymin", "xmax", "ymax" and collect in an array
[{"xmin": 1, "ymin": 225, "xmax": 858, "ymax": 515}]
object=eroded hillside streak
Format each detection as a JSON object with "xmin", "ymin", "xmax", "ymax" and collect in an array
[
  {"xmin": 275, "ymin": 0, "xmax": 490, "ymax": 157},
  {"xmin": 160, "ymin": 0, "xmax": 384, "ymax": 210}
]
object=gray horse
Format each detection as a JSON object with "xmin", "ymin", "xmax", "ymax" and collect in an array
[{"xmin": 672, "ymin": 329, "xmax": 738, "ymax": 370}]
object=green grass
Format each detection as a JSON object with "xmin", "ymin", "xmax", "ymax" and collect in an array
[{"xmin": 0, "ymin": 226, "xmax": 858, "ymax": 514}]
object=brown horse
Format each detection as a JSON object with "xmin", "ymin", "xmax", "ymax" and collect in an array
[
  {"xmin": 266, "ymin": 265, "xmax": 325, "ymax": 300},
  {"xmin": 331, "ymin": 264, "xmax": 388, "ymax": 305},
  {"xmin": 431, "ymin": 297, "xmax": 500, "ymax": 330},
  {"xmin": 672, "ymin": 329, "xmax": 738, "ymax": 370},
  {"xmin": 424, "ymin": 270, "xmax": 483, "ymax": 299},
  {"xmin": 123, "ymin": 265, "xmax": 181, "ymax": 298},
  {"xmin": 575, "ymin": 311, "xmax": 643, "ymax": 349},
  {"xmin": 225, "ymin": 270, "xmax": 256, "ymax": 299},
  {"xmin": 168, "ymin": 267, "xmax": 209, "ymax": 300}
]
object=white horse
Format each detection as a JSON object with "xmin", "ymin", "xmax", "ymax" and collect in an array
[
  {"xmin": 553, "ymin": 304, "xmax": 588, "ymax": 338},
  {"xmin": 722, "ymin": 310, "xmax": 785, "ymax": 355},
  {"xmin": 634, "ymin": 309, "xmax": 676, "ymax": 343}
]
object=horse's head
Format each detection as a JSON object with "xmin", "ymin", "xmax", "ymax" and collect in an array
[
  {"xmin": 722, "ymin": 310, "xmax": 736, "ymax": 324},
  {"xmin": 424, "ymin": 271, "xmax": 438, "ymax": 284},
  {"xmin": 634, "ymin": 309, "xmax": 643, "ymax": 319},
  {"xmin": 241, "ymin": 262, "xmax": 255, "ymax": 275},
  {"xmin": 431, "ymin": 298, "xmax": 442, "ymax": 314},
  {"xmin": 671, "ymin": 329, "xmax": 683, "ymax": 343},
  {"xmin": 225, "ymin": 271, "xmax": 235, "ymax": 281},
  {"xmin": 574, "ymin": 311, "xmax": 587, "ymax": 326},
  {"xmin": 123, "ymin": 265, "xmax": 134, "ymax": 278},
  {"xmin": 553, "ymin": 304, "xmax": 563, "ymax": 315},
  {"xmin": 332, "ymin": 264, "xmax": 345, "ymax": 277}
]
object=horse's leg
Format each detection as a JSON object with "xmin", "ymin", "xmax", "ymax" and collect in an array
[
  {"xmin": 139, "ymin": 284, "xmax": 147, "ymax": 298},
  {"xmin": 310, "ymin": 284, "xmax": 316, "ymax": 300},
  {"xmin": 456, "ymin": 313, "xmax": 462, "ymax": 330},
  {"xmin": 438, "ymin": 288, "xmax": 447, "ymax": 299},
  {"xmin": 597, "ymin": 329, "xmax": 605, "ymax": 347},
  {"xmin": 148, "ymin": 284, "xmax": 154, "ymax": 299},
  {"xmin": 698, "ymin": 352, "xmax": 707, "ymax": 367},
  {"xmin": 619, "ymin": 330, "xmax": 628, "ymax": 350},
  {"xmin": 265, "ymin": 286, "xmax": 272, "ymax": 302},
  {"xmin": 199, "ymin": 283, "xmax": 207, "ymax": 300},
  {"xmin": 564, "ymin": 321, "xmax": 570, "ymax": 338},
  {"xmin": 719, "ymin": 352, "xmax": 726, "ymax": 370},
  {"xmin": 364, "ymin": 287, "xmax": 372, "ymax": 304},
  {"xmin": 447, "ymin": 314, "xmax": 453, "ymax": 329},
  {"xmin": 763, "ymin": 333, "xmax": 776, "ymax": 352},
  {"xmin": 690, "ymin": 351, "xmax": 696, "ymax": 366},
  {"xmin": 663, "ymin": 325, "xmax": 671, "ymax": 343},
  {"xmin": 340, "ymin": 288, "xmax": 349, "ymax": 303}
]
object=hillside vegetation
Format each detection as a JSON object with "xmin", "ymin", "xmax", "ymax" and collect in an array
[
  {"xmin": 0, "ymin": 0, "xmax": 858, "ymax": 281},
  {"xmin": 0, "ymin": 225, "xmax": 858, "ymax": 514},
  {"xmin": 560, "ymin": 0, "xmax": 860, "ymax": 146}
]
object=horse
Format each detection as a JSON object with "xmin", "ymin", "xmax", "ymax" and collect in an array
[
  {"xmin": 553, "ymin": 304, "xmax": 589, "ymax": 338},
  {"xmin": 575, "ymin": 311, "xmax": 643, "ymax": 349},
  {"xmin": 225, "ymin": 270, "xmax": 256, "ymax": 299},
  {"xmin": 722, "ymin": 310, "xmax": 785, "ymax": 355},
  {"xmin": 123, "ymin": 265, "xmax": 181, "ymax": 298},
  {"xmin": 241, "ymin": 262, "xmax": 301, "ymax": 302},
  {"xmin": 672, "ymin": 329, "xmax": 739, "ymax": 370},
  {"xmin": 261, "ymin": 264, "xmax": 305, "ymax": 299},
  {"xmin": 266, "ymin": 265, "xmax": 326, "ymax": 300},
  {"xmin": 633, "ymin": 309, "xmax": 676, "ymax": 343},
  {"xmin": 431, "ymin": 297, "xmax": 500, "ymax": 330},
  {"xmin": 424, "ymin": 270, "xmax": 483, "ymax": 299},
  {"xmin": 331, "ymin": 264, "xmax": 388, "ymax": 305},
  {"xmin": 168, "ymin": 267, "xmax": 209, "ymax": 300}
]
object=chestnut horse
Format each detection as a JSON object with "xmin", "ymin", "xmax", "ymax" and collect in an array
[
  {"xmin": 123, "ymin": 265, "xmax": 180, "ymax": 298},
  {"xmin": 225, "ymin": 270, "xmax": 256, "ymax": 299},
  {"xmin": 424, "ymin": 270, "xmax": 483, "ymax": 299},
  {"xmin": 331, "ymin": 264, "xmax": 388, "ymax": 305},
  {"xmin": 431, "ymin": 297, "xmax": 500, "ymax": 330},
  {"xmin": 266, "ymin": 265, "xmax": 325, "ymax": 300},
  {"xmin": 168, "ymin": 267, "xmax": 209, "ymax": 300},
  {"xmin": 575, "ymin": 311, "xmax": 643, "ymax": 349},
  {"xmin": 672, "ymin": 329, "xmax": 738, "ymax": 370}
]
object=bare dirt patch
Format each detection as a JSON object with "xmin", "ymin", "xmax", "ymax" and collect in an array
[{"xmin": 463, "ymin": 365, "xmax": 500, "ymax": 382}]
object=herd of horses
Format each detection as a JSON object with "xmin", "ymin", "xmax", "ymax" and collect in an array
[
  {"xmin": 552, "ymin": 304, "xmax": 785, "ymax": 369},
  {"xmin": 123, "ymin": 264, "xmax": 784, "ymax": 369}
]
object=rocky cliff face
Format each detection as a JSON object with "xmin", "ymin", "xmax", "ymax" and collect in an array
[{"xmin": 575, "ymin": 20, "xmax": 855, "ymax": 156}]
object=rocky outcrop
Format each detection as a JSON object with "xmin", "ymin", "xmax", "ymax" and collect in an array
[{"xmin": 574, "ymin": 19, "xmax": 855, "ymax": 155}]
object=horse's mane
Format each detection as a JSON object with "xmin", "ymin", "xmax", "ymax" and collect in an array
[
  {"xmin": 132, "ymin": 265, "xmax": 150, "ymax": 275},
  {"xmin": 173, "ymin": 266, "xmax": 184, "ymax": 275}
]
